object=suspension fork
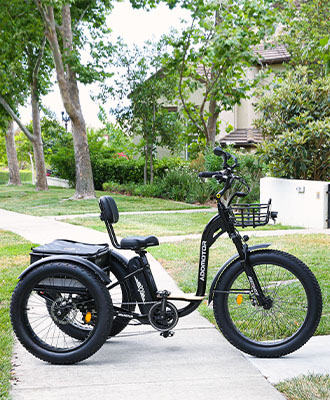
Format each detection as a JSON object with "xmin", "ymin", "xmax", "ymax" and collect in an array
[
  {"xmin": 216, "ymin": 201, "xmax": 268, "ymax": 307},
  {"xmin": 231, "ymin": 233, "xmax": 267, "ymax": 307}
]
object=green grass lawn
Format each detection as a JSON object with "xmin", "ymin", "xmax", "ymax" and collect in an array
[
  {"xmin": 0, "ymin": 230, "xmax": 35, "ymax": 399},
  {"xmin": 275, "ymin": 373, "xmax": 330, "ymax": 400},
  {"xmin": 65, "ymin": 213, "xmax": 301, "ymax": 237},
  {"xmin": 0, "ymin": 184, "xmax": 207, "ymax": 216},
  {"xmin": 149, "ymin": 234, "xmax": 330, "ymax": 336}
]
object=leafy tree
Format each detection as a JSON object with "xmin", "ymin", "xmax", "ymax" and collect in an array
[
  {"xmin": 31, "ymin": 0, "xmax": 115, "ymax": 198},
  {"xmin": 112, "ymin": 40, "xmax": 183, "ymax": 184},
  {"xmin": 166, "ymin": 0, "xmax": 276, "ymax": 146},
  {"xmin": 49, "ymin": 127, "xmax": 119, "ymax": 187},
  {"xmin": 279, "ymin": 0, "xmax": 330, "ymax": 75},
  {"xmin": 254, "ymin": 68, "xmax": 330, "ymax": 181},
  {"xmin": 0, "ymin": 0, "xmax": 52, "ymax": 190},
  {"xmin": 97, "ymin": 106, "xmax": 136, "ymax": 158}
]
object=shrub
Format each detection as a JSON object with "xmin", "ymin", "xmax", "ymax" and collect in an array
[
  {"xmin": 20, "ymin": 171, "xmax": 32, "ymax": 183},
  {"xmin": 50, "ymin": 129, "xmax": 187, "ymax": 191},
  {"xmin": 50, "ymin": 129, "xmax": 117, "ymax": 186},
  {"xmin": 257, "ymin": 120, "xmax": 330, "ymax": 181},
  {"xmin": 255, "ymin": 67, "xmax": 330, "ymax": 181},
  {"xmin": 153, "ymin": 157, "xmax": 187, "ymax": 178},
  {"xmin": 102, "ymin": 181, "xmax": 162, "ymax": 198},
  {"xmin": 103, "ymin": 166, "xmax": 211, "ymax": 204},
  {"xmin": 133, "ymin": 183, "xmax": 163, "ymax": 198},
  {"xmin": 157, "ymin": 166, "xmax": 210, "ymax": 204}
]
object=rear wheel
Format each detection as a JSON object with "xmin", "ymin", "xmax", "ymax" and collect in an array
[
  {"xmin": 47, "ymin": 260, "xmax": 135, "ymax": 340},
  {"xmin": 10, "ymin": 262, "xmax": 113, "ymax": 364},
  {"xmin": 213, "ymin": 250, "xmax": 322, "ymax": 357},
  {"xmin": 107, "ymin": 261, "xmax": 135, "ymax": 337}
]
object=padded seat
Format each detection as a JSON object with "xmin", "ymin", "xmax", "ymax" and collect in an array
[{"xmin": 120, "ymin": 235, "xmax": 159, "ymax": 250}]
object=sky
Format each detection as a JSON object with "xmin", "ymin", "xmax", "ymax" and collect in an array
[{"xmin": 19, "ymin": 1, "xmax": 190, "ymax": 129}]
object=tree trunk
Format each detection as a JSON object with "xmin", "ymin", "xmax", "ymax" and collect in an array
[
  {"xmin": 0, "ymin": 95, "xmax": 48, "ymax": 191},
  {"xmin": 149, "ymin": 144, "xmax": 154, "ymax": 184},
  {"xmin": 31, "ymin": 85, "xmax": 48, "ymax": 191},
  {"xmin": 71, "ymin": 112, "xmax": 95, "ymax": 198},
  {"xmin": 37, "ymin": 3, "xmax": 95, "ymax": 199},
  {"xmin": 144, "ymin": 144, "xmax": 148, "ymax": 185},
  {"xmin": 62, "ymin": 5, "xmax": 94, "ymax": 199},
  {"xmin": 5, "ymin": 120, "xmax": 21, "ymax": 186},
  {"xmin": 206, "ymin": 96, "xmax": 219, "ymax": 146}
]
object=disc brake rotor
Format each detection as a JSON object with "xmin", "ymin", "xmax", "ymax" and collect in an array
[{"xmin": 50, "ymin": 297, "xmax": 78, "ymax": 325}]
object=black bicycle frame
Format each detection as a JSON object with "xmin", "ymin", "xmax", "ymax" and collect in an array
[
  {"xmin": 196, "ymin": 213, "xmax": 227, "ymax": 296},
  {"xmin": 109, "ymin": 198, "xmax": 268, "ymax": 323},
  {"xmin": 193, "ymin": 198, "xmax": 268, "ymax": 306}
]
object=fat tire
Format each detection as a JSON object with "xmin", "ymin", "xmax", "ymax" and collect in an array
[
  {"xmin": 213, "ymin": 250, "xmax": 322, "ymax": 358},
  {"xmin": 107, "ymin": 260, "xmax": 135, "ymax": 337},
  {"xmin": 50, "ymin": 260, "xmax": 135, "ymax": 340},
  {"xmin": 10, "ymin": 262, "xmax": 113, "ymax": 364}
]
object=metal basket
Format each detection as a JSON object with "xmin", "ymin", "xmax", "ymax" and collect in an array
[{"xmin": 229, "ymin": 202, "xmax": 271, "ymax": 228}]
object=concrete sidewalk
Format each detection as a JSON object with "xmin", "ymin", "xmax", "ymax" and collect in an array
[{"xmin": 1, "ymin": 208, "xmax": 329, "ymax": 399}]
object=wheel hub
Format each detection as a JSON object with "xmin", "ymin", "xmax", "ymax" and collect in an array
[
  {"xmin": 50, "ymin": 298, "xmax": 77, "ymax": 325},
  {"xmin": 263, "ymin": 297, "xmax": 273, "ymax": 310}
]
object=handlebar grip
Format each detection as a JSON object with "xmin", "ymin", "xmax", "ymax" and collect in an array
[
  {"xmin": 214, "ymin": 147, "xmax": 228, "ymax": 159},
  {"xmin": 198, "ymin": 171, "xmax": 219, "ymax": 178},
  {"xmin": 213, "ymin": 146, "xmax": 238, "ymax": 169}
]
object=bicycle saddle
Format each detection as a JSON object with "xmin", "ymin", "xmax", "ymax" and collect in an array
[
  {"xmin": 99, "ymin": 195, "xmax": 159, "ymax": 250},
  {"xmin": 120, "ymin": 235, "xmax": 159, "ymax": 250}
]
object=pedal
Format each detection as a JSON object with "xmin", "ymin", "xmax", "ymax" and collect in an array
[
  {"xmin": 156, "ymin": 290, "xmax": 171, "ymax": 298},
  {"xmin": 160, "ymin": 330, "xmax": 175, "ymax": 338}
]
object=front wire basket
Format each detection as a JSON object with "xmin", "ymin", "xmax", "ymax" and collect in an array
[{"xmin": 229, "ymin": 200, "xmax": 271, "ymax": 228}]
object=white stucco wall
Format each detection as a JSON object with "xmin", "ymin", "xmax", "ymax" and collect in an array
[
  {"xmin": 260, "ymin": 177, "xmax": 329, "ymax": 229},
  {"xmin": 233, "ymin": 65, "xmax": 286, "ymax": 134},
  {"xmin": 47, "ymin": 177, "xmax": 70, "ymax": 188}
]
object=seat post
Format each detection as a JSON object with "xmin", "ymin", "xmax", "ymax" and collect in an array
[
  {"xmin": 104, "ymin": 219, "xmax": 121, "ymax": 249},
  {"xmin": 136, "ymin": 250, "xmax": 148, "ymax": 266}
]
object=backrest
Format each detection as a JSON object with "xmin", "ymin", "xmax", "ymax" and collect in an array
[{"xmin": 99, "ymin": 196, "xmax": 119, "ymax": 224}]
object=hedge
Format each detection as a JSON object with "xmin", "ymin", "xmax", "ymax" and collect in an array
[
  {"xmin": 92, "ymin": 157, "xmax": 186, "ymax": 190},
  {"xmin": 0, "ymin": 171, "xmax": 32, "ymax": 184}
]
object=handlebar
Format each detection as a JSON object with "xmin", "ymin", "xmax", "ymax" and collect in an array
[
  {"xmin": 198, "ymin": 147, "xmax": 250, "ymax": 203},
  {"xmin": 213, "ymin": 146, "xmax": 238, "ymax": 170},
  {"xmin": 198, "ymin": 146, "xmax": 238, "ymax": 181},
  {"xmin": 198, "ymin": 171, "xmax": 222, "ymax": 179}
]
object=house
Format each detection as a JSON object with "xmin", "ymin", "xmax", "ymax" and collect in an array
[{"xmin": 219, "ymin": 44, "xmax": 290, "ymax": 148}]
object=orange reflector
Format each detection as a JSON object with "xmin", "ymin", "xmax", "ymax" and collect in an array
[
  {"xmin": 236, "ymin": 294, "xmax": 243, "ymax": 305},
  {"xmin": 85, "ymin": 312, "xmax": 92, "ymax": 323}
]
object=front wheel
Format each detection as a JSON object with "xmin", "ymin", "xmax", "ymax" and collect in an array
[
  {"xmin": 213, "ymin": 250, "xmax": 322, "ymax": 357},
  {"xmin": 10, "ymin": 262, "xmax": 113, "ymax": 364}
]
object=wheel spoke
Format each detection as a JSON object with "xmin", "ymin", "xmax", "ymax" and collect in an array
[{"xmin": 219, "ymin": 262, "xmax": 310, "ymax": 345}]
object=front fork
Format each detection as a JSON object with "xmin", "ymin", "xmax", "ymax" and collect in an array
[{"xmin": 231, "ymin": 234, "xmax": 268, "ymax": 308}]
